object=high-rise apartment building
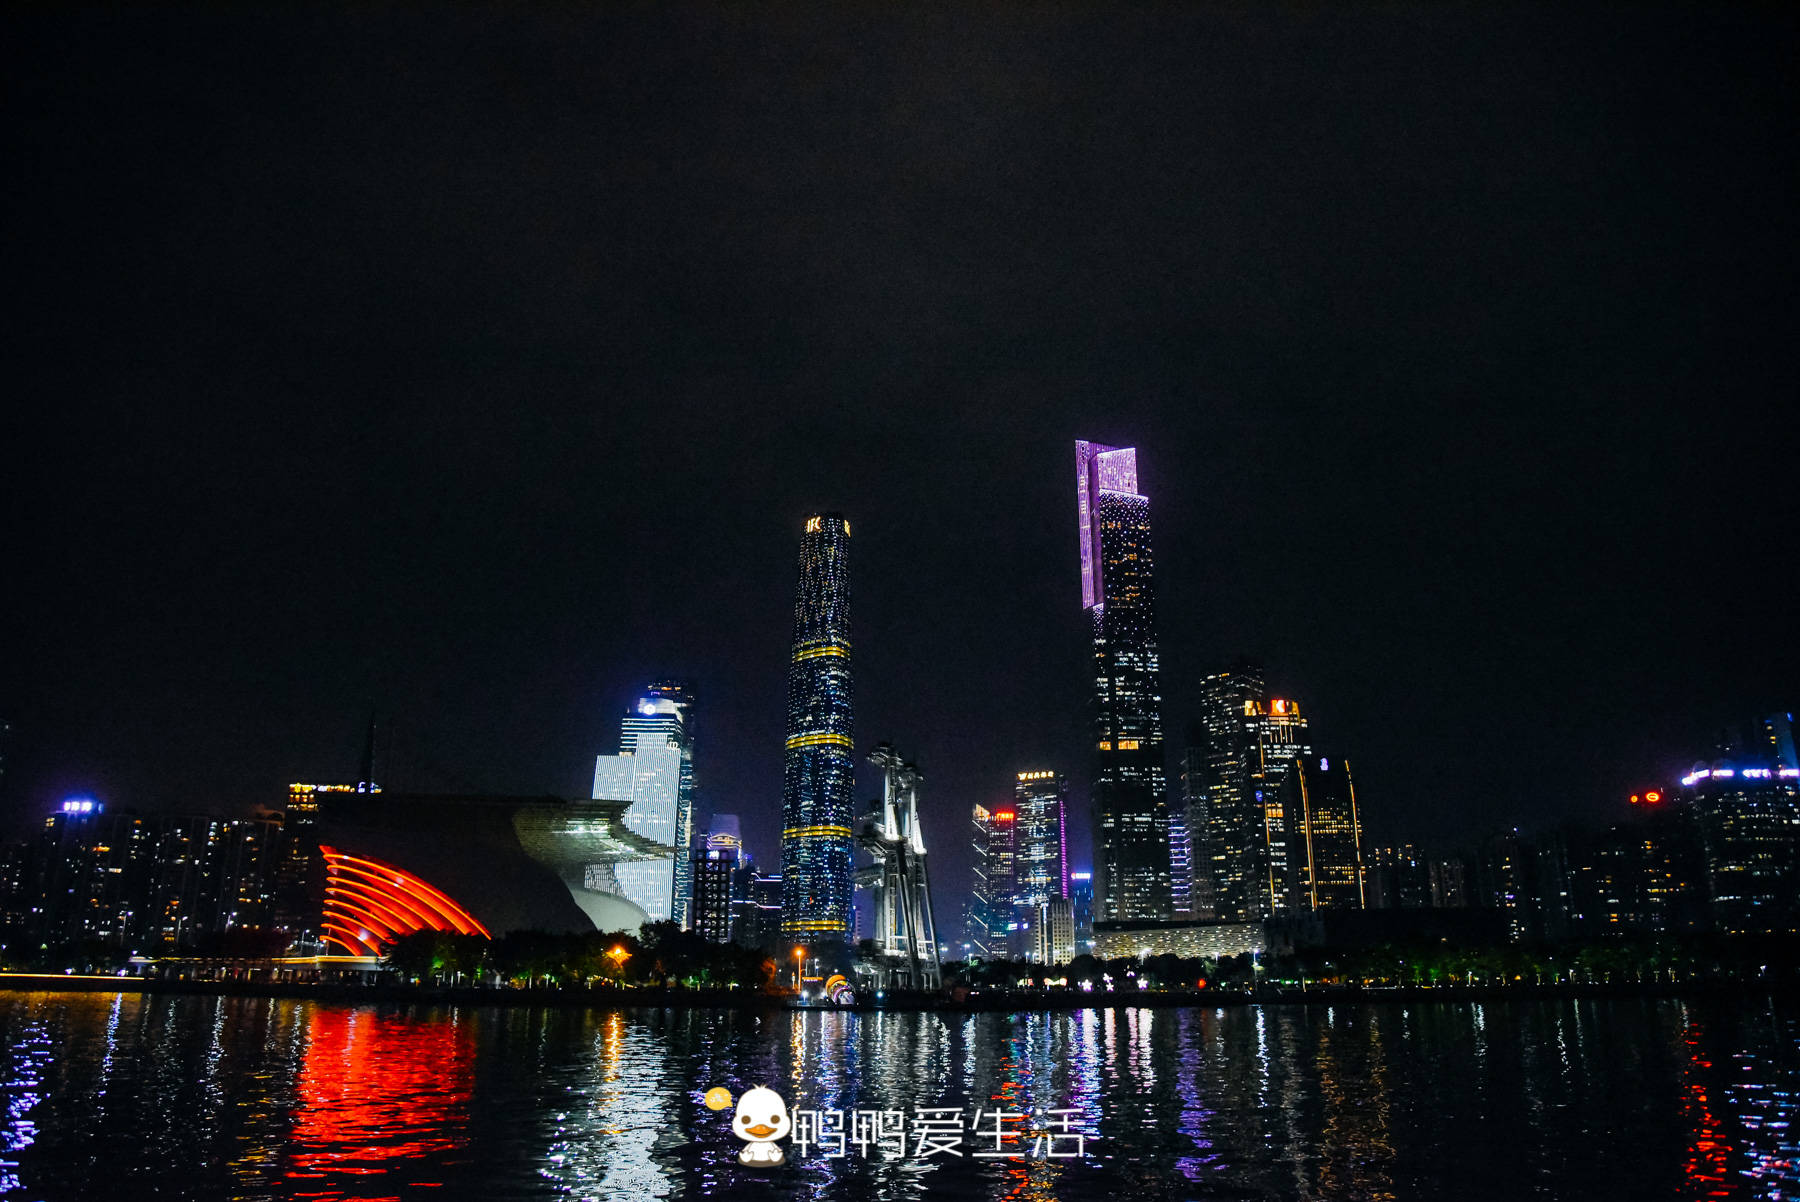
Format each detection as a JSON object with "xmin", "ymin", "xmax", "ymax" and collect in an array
[
  {"xmin": 594, "ymin": 691, "xmax": 687, "ymax": 925},
  {"xmin": 1280, "ymin": 754, "xmax": 1366, "ymax": 910},
  {"xmin": 274, "ymin": 781, "xmax": 373, "ymax": 943},
  {"xmin": 1367, "ymin": 844, "xmax": 1432, "ymax": 909},
  {"xmin": 780, "ymin": 513, "xmax": 855, "ymax": 942},
  {"xmin": 1183, "ymin": 663, "xmax": 1312, "ymax": 921},
  {"xmin": 1076, "ymin": 441, "xmax": 1172, "ymax": 923},
  {"xmin": 13, "ymin": 800, "xmax": 282, "ymax": 958}
]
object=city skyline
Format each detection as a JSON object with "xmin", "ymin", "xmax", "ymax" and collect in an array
[
  {"xmin": 6, "ymin": 8, "xmax": 1794, "ymax": 961},
  {"xmin": 1, "ymin": 7, "xmax": 1794, "ymax": 1198}
]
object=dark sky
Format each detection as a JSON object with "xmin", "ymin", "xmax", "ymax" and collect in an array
[{"xmin": 5, "ymin": 6, "xmax": 1795, "ymax": 939}]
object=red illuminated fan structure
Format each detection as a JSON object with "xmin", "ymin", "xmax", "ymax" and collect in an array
[{"xmin": 319, "ymin": 845, "xmax": 491, "ymax": 956}]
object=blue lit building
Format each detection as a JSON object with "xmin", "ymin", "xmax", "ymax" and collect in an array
[
  {"xmin": 594, "ymin": 693, "xmax": 685, "ymax": 924},
  {"xmin": 1069, "ymin": 871, "xmax": 1095, "ymax": 953},
  {"xmin": 614, "ymin": 680, "xmax": 698, "ymax": 928},
  {"xmin": 780, "ymin": 513, "xmax": 855, "ymax": 942},
  {"xmin": 1683, "ymin": 749, "xmax": 1800, "ymax": 936}
]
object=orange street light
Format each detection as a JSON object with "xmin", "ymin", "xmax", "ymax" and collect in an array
[{"xmin": 608, "ymin": 945, "xmax": 630, "ymax": 967}]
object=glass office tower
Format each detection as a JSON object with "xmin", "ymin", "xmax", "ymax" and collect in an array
[
  {"xmin": 1184, "ymin": 662, "xmax": 1313, "ymax": 921},
  {"xmin": 780, "ymin": 513, "xmax": 856, "ymax": 941},
  {"xmin": 624, "ymin": 680, "xmax": 697, "ymax": 927},
  {"xmin": 1281, "ymin": 754, "xmax": 1367, "ymax": 910},
  {"xmin": 593, "ymin": 693, "xmax": 685, "ymax": 924},
  {"xmin": 1013, "ymin": 770, "xmax": 1069, "ymax": 908},
  {"xmin": 1076, "ymin": 441, "xmax": 1172, "ymax": 922}
]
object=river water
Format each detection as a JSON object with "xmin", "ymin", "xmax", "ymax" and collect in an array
[{"xmin": 0, "ymin": 991, "xmax": 1792, "ymax": 1200}]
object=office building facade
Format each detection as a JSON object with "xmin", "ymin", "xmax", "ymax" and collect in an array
[
  {"xmin": 1281, "ymin": 754, "xmax": 1366, "ymax": 910},
  {"xmin": 690, "ymin": 834, "xmax": 739, "ymax": 944},
  {"xmin": 1013, "ymin": 770, "xmax": 1069, "ymax": 909},
  {"xmin": 1683, "ymin": 757, "xmax": 1800, "ymax": 935},
  {"xmin": 968, "ymin": 802, "xmax": 1016, "ymax": 958},
  {"xmin": 1183, "ymin": 664, "xmax": 1312, "ymax": 921},
  {"xmin": 628, "ymin": 680, "xmax": 698, "ymax": 928},
  {"xmin": 594, "ymin": 692, "xmax": 687, "ymax": 924},
  {"xmin": 1035, "ymin": 897, "xmax": 1076, "ymax": 965},
  {"xmin": 1069, "ymin": 871, "xmax": 1095, "ymax": 953}
]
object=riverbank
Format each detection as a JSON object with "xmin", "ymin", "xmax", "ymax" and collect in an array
[{"xmin": 1, "ymin": 972, "xmax": 1791, "ymax": 1010}]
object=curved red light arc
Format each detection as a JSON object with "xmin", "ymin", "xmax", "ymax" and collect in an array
[
  {"xmin": 327, "ymin": 852, "xmax": 492, "ymax": 937},
  {"xmin": 325, "ymin": 895, "xmax": 407, "ymax": 944},
  {"xmin": 322, "ymin": 922, "xmax": 383, "ymax": 957},
  {"xmin": 331, "ymin": 849, "xmax": 493, "ymax": 935},
  {"xmin": 317, "ymin": 845, "xmax": 493, "ymax": 956},
  {"xmin": 330, "ymin": 867, "xmax": 478, "ymax": 936},
  {"xmin": 325, "ymin": 856, "xmax": 490, "ymax": 937},
  {"xmin": 328, "ymin": 879, "xmax": 442, "ymax": 934}
]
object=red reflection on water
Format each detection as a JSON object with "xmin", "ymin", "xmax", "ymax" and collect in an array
[
  {"xmin": 1682, "ymin": 1023, "xmax": 1734, "ymax": 1199},
  {"xmin": 284, "ymin": 1007, "xmax": 475, "ymax": 1199}
]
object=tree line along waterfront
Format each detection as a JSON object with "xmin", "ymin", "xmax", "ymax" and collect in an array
[{"xmin": 14, "ymin": 921, "xmax": 1789, "ymax": 1004}]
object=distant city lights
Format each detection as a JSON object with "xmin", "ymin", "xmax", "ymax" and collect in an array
[{"xmin": 1680, "ymin": 766, "xmax": 1796, "ymax": 787}]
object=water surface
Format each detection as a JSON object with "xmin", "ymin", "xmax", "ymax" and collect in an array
[{"xmin": 0, "ymin": 992, "xmax": 1792, "ymax": 1200}]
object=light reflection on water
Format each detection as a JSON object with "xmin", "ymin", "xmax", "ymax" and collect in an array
[{"xmin": 0, "ymin": 993, "xmax": 1793, "ymax": 1200}]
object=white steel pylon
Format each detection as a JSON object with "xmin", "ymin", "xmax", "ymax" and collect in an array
[{"xmin": 858, "ymin": 742, "xmax": 941, "ymax": 991}]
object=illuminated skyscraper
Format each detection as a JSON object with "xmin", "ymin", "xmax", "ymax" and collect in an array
[
  {"xmin": 968, "ymin": 802, "xmax": 1017, "ymax": 957},
  {"xmin": 1182, "ymin": 662, "xmax": 1311, "ymax": 921},
  {"xmin": 622, "ymin": 680, "xmax": 698, "ymax": 927},
  {"xmin": 1069, "ymin": 871, "xmax": 1095, "ymax": 952},
  {"xmin": 593, "ymin": 693, "xmax": 684, "ymax": 924},
  {"xmin": 1076, "ymin": 440, "xmax": 1172, "ymax": 923},
  {"xmin": 1683, "ymin": 754, "xmax": 1800, "ymax": 935},
  {"xmin": 1280, "ymin": 754, "xmax": 1366, "ymax": 910},
  {"xmin": 780, "ymin": 513, "xmax": 855, "ymax": 942},
  {"xmin": 1013, "ymin": 770, "xmax": 1069, "ymax": 908}
]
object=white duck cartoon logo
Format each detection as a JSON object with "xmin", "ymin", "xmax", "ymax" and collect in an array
[{"xmin": 731, "ymin": 1085, "xmax": 791, "ymax": 1167}]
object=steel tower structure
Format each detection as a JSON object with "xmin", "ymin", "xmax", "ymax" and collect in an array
[{"xmin": 856, "ymin": 742, "xmax": 941, "ymax": 990}]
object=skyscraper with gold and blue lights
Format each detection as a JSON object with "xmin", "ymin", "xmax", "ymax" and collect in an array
[{"xmin": 780, "ymin": 513, "xmax": 855, "ymax": 941}]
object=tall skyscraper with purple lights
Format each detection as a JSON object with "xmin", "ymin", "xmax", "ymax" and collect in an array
[
  {"xmin": 780, "ymin": 513, "xmax": 855, "ymax": 942},
  {"xmin": 1076, "ymin": 440, "xmax": 1173, "ymax": 923}
]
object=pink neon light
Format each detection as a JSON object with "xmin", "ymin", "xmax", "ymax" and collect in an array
[{"xmin": 1076, "ymin": 440, "xmax": 1143, "ymax": 611}]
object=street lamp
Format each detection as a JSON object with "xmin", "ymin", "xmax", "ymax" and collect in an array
[
  {"xmin": 792, "ymin": 946, "xmax": 806, "ymax": 993},
  {"xmin": 608, "ymin": 945, "xmax": 630, "ymax": 980}
]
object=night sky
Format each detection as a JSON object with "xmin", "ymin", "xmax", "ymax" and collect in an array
[{"xmin": 6, "ymin": 7, "xmax": 1795, "ymax": 937}]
